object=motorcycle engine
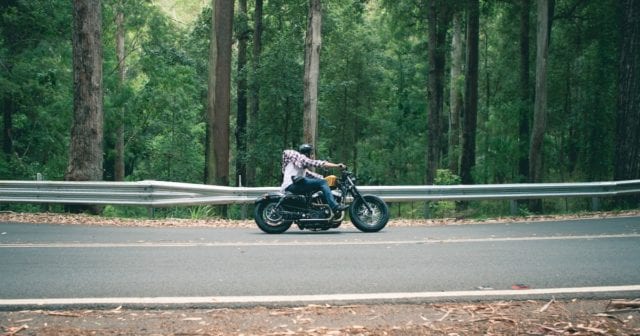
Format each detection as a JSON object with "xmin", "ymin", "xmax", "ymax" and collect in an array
[
  {"xmin": 280, "ymin": 205, "xmax": 328, "ymax": 221},
  {"xmin": 310, "ymin": 190, "xmax": 343, "ymax": 204},
  {"xmin": 306, "ymin": 208, "xmax": 330, "ymax": 219}
]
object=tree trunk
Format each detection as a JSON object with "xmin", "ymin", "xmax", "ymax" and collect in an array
[
  {"xmin": 426, "ymin": 0, "xmax": 451, "ymax": 185},
  {"xmin": 245, "ymin": 0, "xmax": 262, "ymax": 186},
  {"xmin": 114, "ymin": 0, "xmax": 125, "ymax": 181},
  {"xmin": 236, "ymin": 0, "xmax": 248, "ymax": 187},
  {"xmin": 529, "ymin": 0, "xmax": 550, "ymax": 184},
  {"xmin": 206, "ymin": 0, "xmax": 233, "ymax": 188},
  {"xmin": 205, "ymin": 0, "xmax": 217, "ymax": 185},
  {"xmin": 614, "ymin": 0, "xmax": 640, "ymax": 183},
  {"xmin": 518, "ymin": 0, "xmax": 530, "ymax": 183},
  {"xmin": 303, "ymin": 0, "xmax": 322, "ymax": 151},
  {"xmin": 448, "ymin": 11, "xmax": 463, "ymax": 174},
  {"xmin": 426, "ymin": 1, "xmax": 439, "ymax": 184},
  {"xmin": 2, "ymin": 98, "xmax": 13, "ymax": 156},
  {"xmin": 66, "ymin": 0, "xmax": 103, "ymax": 213},
  {"xmin": 529, "ymin": 0, "xmax": 553, "ymax": 211},
  {"xmin": 460, "ymin": 0, "xmax": 479, "ymax": 185},
  {"xmin": 66, "ymin": 0, "xmax": 103, "ymax": 183}
]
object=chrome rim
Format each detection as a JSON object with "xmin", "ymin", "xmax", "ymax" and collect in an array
[
  {"xmin": 263, "ymin": 203, "xmax": 284, "ymax": 226},
  {"xmin": 354, "ymin": 201, "xmax": 382, "ymax": 226}
]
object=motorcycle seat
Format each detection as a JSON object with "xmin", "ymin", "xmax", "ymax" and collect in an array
[{"xmin": 284, "ymin": 192, "xmax": 307, "ymax": 200}]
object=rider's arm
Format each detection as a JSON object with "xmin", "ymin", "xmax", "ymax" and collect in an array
[
  {"xmin": 323, "ymin": 162, "xmax": 346, "ymax": 169},
  {"xmin": 302, "ymin": 161, "xmax": 345, "ymax": 180}
]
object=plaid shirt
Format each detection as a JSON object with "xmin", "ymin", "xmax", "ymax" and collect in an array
[{"xmin": 280, "ymin": 149, "xmax": 325, "ymax": 191}]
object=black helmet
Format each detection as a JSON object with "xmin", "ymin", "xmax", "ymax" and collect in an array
[{"xmin": 298, "ymin": 143, "xmax": 313, "ymax": 156}]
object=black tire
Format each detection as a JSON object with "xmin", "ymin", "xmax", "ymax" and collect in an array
[
  {"xmin": 254, "ymin": 200, "xmax": 292, "ymax": 234},
  {"xmin": 349, "ymin": 195, "xmax": 389, "ymax": 232}
]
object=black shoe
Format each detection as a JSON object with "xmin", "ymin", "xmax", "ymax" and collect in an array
[{"xmin": 332, "ymin": 204, "xmax": 349, "ymax": 212}]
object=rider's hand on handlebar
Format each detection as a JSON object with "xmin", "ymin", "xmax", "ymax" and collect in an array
[{"xmin": 325, "ymin": 162, "xmax": 346, "ymax": 170}]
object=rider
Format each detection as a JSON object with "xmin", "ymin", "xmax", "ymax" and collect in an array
[{"xmin": 280, "ymin": 144, "xmax": 349, "ymax": 213}]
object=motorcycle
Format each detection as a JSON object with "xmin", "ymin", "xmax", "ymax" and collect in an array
[{"xmin": 254, "ymin": 169, "xmax": 389, "ymax": 233}]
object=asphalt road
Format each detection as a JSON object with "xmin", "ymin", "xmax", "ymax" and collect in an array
[{"xmin": 1, "ymin": 216, "xmax": 639, "ymax": 307}]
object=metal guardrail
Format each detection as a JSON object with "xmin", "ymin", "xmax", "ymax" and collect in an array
[{"xmin": 1, "ymin": 179, "xmax": 639, "ymax": 207}]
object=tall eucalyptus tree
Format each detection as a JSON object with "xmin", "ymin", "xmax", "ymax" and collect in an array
[
  {"xmin": 66, "ymin": 0, "xmax": 104, "ymax": 184},
  {"xmin": 614, "ymin": 0, "xmax": 640, "ymax": 182},
  {"xmin": 206, "ymin": 0, "xmax": 234, "ymax": 187},
  {"xmin": 303, "ymin": 0, "xmax": 322, "ymax": 151}
]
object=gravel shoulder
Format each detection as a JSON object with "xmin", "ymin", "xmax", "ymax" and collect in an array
[{"xmin": 1, "ymin": 211, "xmax": 639, "ymax": 335}]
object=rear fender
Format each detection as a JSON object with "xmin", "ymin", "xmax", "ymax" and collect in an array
[{"xmin": 255, "ymin": 192, "xmax": 284, "ymax": 204}]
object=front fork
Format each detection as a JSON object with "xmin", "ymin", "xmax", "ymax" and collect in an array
[{"xmin": 346, "ymin": 186, "xmax": 374, "ymax": 213}]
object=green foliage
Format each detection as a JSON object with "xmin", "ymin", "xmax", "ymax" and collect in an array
[
  {"xmin": 103, "ymin": 1, "xmax": 205, "ymax": 183},
  {"xmin": 474, "ymin": 0, "xmax": 618, "ymax": 185},
  {"xmin": 102, "ymin": 205, "xmax": 150, "ymax": 219},
  {"xmin": 0, "ymin": 0, "xmax": 73, "ymax": 180},
  {"xmin": 188, "ymin": 205, "xmax": 216, "ymax": 220},
  {"xmin": 427, "ymin": 169, "xmax": 461, "ymax": 218},
  {"xmin": 545, "ymin": 0, "xmax": 617, "ymax": 182},
  {"xmin": 434, "ymin": 169, "xmax": 461, "ymax": 185},
  {"xmin": 0, "ymin": 0, "xmax": 630, "ymax": 218}
]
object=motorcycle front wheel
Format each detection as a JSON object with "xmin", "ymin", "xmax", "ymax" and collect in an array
[
  {"xmin": 254, "ymin": 200, "xmax": 292, "ymax": 234},
  {"xmin": 349, "ymin": 195, "xmax": 389, "ymax": 232}
]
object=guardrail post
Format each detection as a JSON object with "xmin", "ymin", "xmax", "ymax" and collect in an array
[
  {"xmin": 239, "ymin": 175, "xmax": 247, "ymax": 220},
  {"xmin": 591, "ymin": 197, "xmax": 600, "ymax": 211},
  {"xmin": 423, "ymin": 202, "xmax": 431, "ymax": 219},
  {"xmin": 145, "ymin": 183, "xmax": 155, "ymax": 218},
  {"xmin": 36, "ymin": 173, "xmax": 49, "ymax": 212},
  {"xmin": 510, "ymin": 200, "xmax": 518, "ymax": 215}
]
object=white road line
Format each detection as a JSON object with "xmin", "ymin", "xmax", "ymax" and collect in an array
[
  {"xmin": 2, "ymin": 285, "xmax": 640, "ymax": 306},
  {"xmin": 1, "ymin": 233, "xmax": 639, "ymax": 248}
]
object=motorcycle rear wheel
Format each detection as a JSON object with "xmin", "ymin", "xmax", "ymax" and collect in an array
[
  {"xmin": 254, "ymin": 200, "xmax": 292, "ymax": 234},
  {"xmin": 349, "ymin": 195, "xmax": 389, "ymax": 232}
]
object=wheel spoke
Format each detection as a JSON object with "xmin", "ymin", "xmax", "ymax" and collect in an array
[
  {"xmin": 264, "ymin": 203, "xmax": 283, "ymax": 226},
  {"xmin": 357, "ymin": 202, "xmax": 381, "ymax": 226}
]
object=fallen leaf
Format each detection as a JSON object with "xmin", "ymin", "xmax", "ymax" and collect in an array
[
  {"xmin": 438, "ymin": 309, "xmax": 453, "ymax": 321},
  {"xmin": 4, "ymin": 324, "xmax": 28, "ymax": 336},
  {"xmin": 13, "ymin": 319, "xmax": 33, "ymax": 323},
  {"xmin": 576, "ymin": 324, "xmax": 607, "ymax": 335},
  {"xmin": 539, "ymin": 297, "xmax": 555, "ymax": 312},
  {"xmin": 511, "ymin": 284, "xmax": 530, "ymax": 290},
  {"xmin": 182, "ymin": 317, "xmax": 202, "ymax": 321},
  {"xmin": 108, "ymin": 306, "xmax": 123, "ymax": 314},
  {"xmin": 47, "ymin": 311, "xmax": 81, "ymax": 317}
]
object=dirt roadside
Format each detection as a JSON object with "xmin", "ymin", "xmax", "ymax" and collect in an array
[
  {"xmin": 1, "ymin": 299, "xmax": 639, "ymax": 335},
  {"xmin": 1, "ymin": 211, "xmax": 640, "ymax": 335},
  {"xmin": 2, "ymin": 209, "xmax": 640, "ymax": 229}
]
